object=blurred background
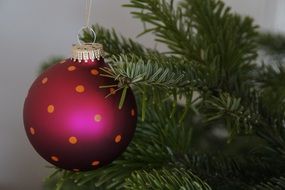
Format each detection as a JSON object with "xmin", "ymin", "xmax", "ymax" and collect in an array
[{"xmin": 0, "ymin": 0, "xmax": 285, "ymax": 189}]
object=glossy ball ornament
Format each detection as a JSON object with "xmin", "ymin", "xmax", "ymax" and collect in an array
[{"xmin": 23, "ymin": 44, "xmax": 137, "ymax": 171}]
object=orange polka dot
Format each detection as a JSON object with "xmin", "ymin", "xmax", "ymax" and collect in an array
[
  {"xmin": 75, "ymin": 85, "xmax": 85, "ymax": 93},
  {"xmin": 92, "ymin": 160, "xmax": 100, "ymax": 166},
  {"xmin": 47, "ymin": 105, "xmax": 55, "ymax": 113},
  {"xmin": 69, "ymin": 136, "xmax": 78, "ymax": 144},
  {"xmin": 51, "ymin": 156, "xmax": 59, "ymax": 162},
  {"xmin": 90, "ymin": 69, "xmax": 99, "ymax": 76},
  {"xmin": 110, "ymin": 88, "xmax": 116, "ymax": 95},
  {"xmin": 67, "ymin": 66, "xmax": 76, "ymax": 71},
  {"xmin": 131, "ymin": 109, "xmax": 135, "ymax": 117},
  {"xmin": 59, "ymin": 60, "xmax": 66, "ymax": 64},
  {"xmin": 94, "ymin": 114, "xmax": 102, "ymax": 122},
  {"xmin": 115, "ymin": 135, "xmax": 122, "ymax": 143},
  {"xmin": 42, "ymin": 77, "xmax": 48, "ymax": 84},
  {"xmin": 30, "ymin": 127, "xmax": 35, "ymax": 135},
  {"xmin": 73, "ymin": 169, "xmax": 80, "ymax": 172}
]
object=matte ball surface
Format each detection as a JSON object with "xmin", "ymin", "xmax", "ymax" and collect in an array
[{"xmin": 23, "ymin": 59, "xmax": 137, "ymax": 171}]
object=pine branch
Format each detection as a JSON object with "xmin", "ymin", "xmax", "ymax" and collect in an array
[
  {"xmin": 124, "ymin": 0, "xmax": 258, "ymax": 95},
  {"xmin": 257, "ymin": 32, "xmax": 285, "ymax": 55},
  {"xmin": 124, "ymin": 0, "xmax": 198, "ymax": 61},
  {"xmin": 183, "ymin": 0, "xmax": 258, "ymax": 95},
  {"xmin": 125, "ymin": 168, "xmax": 211, "ymax": 190},
  {"xmin": 256, "ymin": 125, "xmax": 285, "ymax": 161},
  {"xmin": 100, "ymin": 54, "xmax": 194, "ymax": 118},
  {"xmin": 251, "ymin": 64, "xmax": 285, "ymax": 160},
  {"xmin": 257, "ymin": 63, "xmax": 285, "ymax": 117},
  {"xmin": 203, "ymin": 92, "xmax": 260, "ymax": 137},
  {"xmin": 177, "ymin": 153, "xmax": 283, "ymax": 189},
  {"xmin": 136, "ymin": 100, "xmax": 196, "ymax": 154},
  {"xmin": 103, "ymin": 54, "xmax": 186, "ymax": 88},
  {"xmin": 253, "ymin": 176, "xmax": 285, "ymax": 190},
  {"xmin": 200, "ymin": 84, "xmax": 285, "ymax": 161}
]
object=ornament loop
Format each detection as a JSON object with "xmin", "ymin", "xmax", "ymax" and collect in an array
[{"xmin": 77, "ymin": 26, "xmax": 97, "ymax": 45}]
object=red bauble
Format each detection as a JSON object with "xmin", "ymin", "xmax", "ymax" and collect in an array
[{"xmin": 23, "ymin": 48, "xmax": 137, "ymax": 171}]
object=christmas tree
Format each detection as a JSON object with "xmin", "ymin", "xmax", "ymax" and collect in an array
[{"xmin": 44, "ymin": 0, "xmax": 285, "ymax": 189}]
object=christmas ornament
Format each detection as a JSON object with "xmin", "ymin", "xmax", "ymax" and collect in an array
[{"xmin": 23, "ymin": 42, "xmax": 137, "ymax": 171}]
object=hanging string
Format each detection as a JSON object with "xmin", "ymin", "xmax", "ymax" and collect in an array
[
  {"xmin": 77, "ymin": 0, "xmax": 96, "ymax": 44},
  {"xmin": 85, "ymin": 0, "xmax": 93, "ymax": 27}
]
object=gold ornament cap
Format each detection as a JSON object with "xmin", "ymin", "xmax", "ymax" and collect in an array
[{"xmin": 71, "ymin": 43, "xmax": 104, "ymax": 62}]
